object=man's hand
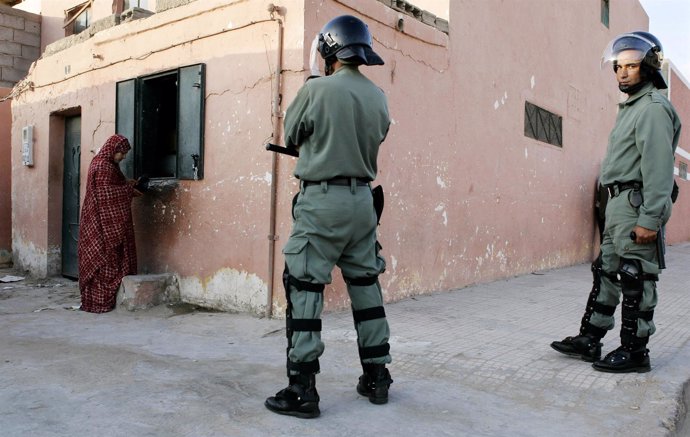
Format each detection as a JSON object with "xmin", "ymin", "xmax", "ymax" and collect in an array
[{"xmin": 631, "ymin": 225, "xmax": 657, "ymax": 244}]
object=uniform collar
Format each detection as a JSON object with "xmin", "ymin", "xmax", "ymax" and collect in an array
[
  {"xmin": 619, "ymin": 82, "xmax": 655, "ymax": 107},
  {"xmin": 333, "ymin": 64, "xmax": 359, "ymax": 75}
]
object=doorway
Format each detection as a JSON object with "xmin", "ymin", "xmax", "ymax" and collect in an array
[{"xmin": 61, "ymin": 116, "xmax": 81, "ymax": 278}]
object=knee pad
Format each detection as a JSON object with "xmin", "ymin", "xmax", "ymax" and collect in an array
[
  {"xmin": 617, "ymin": 257, "xmax": 658, "ymax": 297},
  {"xmin": 617, "ymin": 258, "xmax": 644, "ymax": 297},
  {"xmin": 344, "ymin": 275, "xmax": 379, "ymax": 287}
]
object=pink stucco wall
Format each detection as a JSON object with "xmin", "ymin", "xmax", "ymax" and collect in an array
[
  {"xmin": 666, "ymin": 67, "xmax": 690, "ymax": 243},
  {"xmin": 0, "ymin": 88, "xmax": 11, "ymax": 254},
  {"xmin": 11, "ymin": 0, "xmax": 308, "ymax": 307},
  {"xmin": 442, "ymin": 0, "xmax": 648, "ymax": 284},
  {"xmin": 9, "ymin": 0, "xmax": 690, "ymax": 314}
]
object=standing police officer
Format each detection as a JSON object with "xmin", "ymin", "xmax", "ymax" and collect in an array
[
  {"xmin": 551, "ymin": 32, "xmax": 681, "ymax": 373},
  {"xmin": 265, "ymin": 15, "xmax": 392, "ymax": 418}
]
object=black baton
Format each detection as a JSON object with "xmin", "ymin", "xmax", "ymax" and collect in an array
[{"xmin": 266, "ymin": 143, "xmax": 299, "ymax": 157}]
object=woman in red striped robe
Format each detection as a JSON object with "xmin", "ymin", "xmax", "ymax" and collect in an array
[{"xmin": 78, "ymin": 134, "xmax": 141, "ymax": 313}]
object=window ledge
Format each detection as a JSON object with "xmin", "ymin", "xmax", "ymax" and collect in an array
[{"xmin": 146, "ymin": 178, "xmax": 179, "ymax": 194}]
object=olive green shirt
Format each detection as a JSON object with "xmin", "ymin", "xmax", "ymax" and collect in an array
[
  {"xmin": 600, "ymin": 82, "xmax": 682, "ymax": 231},
  {"xmin": 284, "ymin": 65, "xmax": 390, "ymax": 181}
]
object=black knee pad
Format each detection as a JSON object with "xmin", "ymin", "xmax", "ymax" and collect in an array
[
  {"xmin": 344, "ymin": 275, "xmax": 379, "ymax": 287},
  {"xmin": 618, "ymin": 257, "xmax": 644, "ymax": 297}
]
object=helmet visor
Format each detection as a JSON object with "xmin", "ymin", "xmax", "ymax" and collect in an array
[{"xmin": 601, "ymin": 33, "xmax": 655, "ymax": 69}]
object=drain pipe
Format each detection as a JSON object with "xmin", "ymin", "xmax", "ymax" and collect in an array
[{"xmin": 266, "ymin": 4, "xmax": 284, "ymax": 318}]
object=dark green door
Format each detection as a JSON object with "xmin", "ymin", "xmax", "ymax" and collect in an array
[{"xmin": 61, "ymin": 116, "xmax": 81, "ymax": 278}]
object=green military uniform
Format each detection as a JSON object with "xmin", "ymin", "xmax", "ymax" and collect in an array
[
  {"xmin": 282, "ymin": 64, "xmax": 392, "ymax": 375},
  {"xmin": 588, "ymin": 82, "xmax": 681, "ymax": 349}
]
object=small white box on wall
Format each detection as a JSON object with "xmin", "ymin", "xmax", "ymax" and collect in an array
[{"xmin": 21, "ymin": 125, "xmax": 33, "ymax": 166}]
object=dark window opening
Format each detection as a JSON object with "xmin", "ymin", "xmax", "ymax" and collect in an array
[
  {"xmin": 524, "ymin": 101, "xmax": 562, "ymax": 147},
  {"xmin": 601, "ymin": 0, "xmax": 610, "ymax": 28},
  {"xmin": 681, "ymin": 162, "xmax": 688, "ymax": 180},
  {"xmin": 141, "ymin": 73, "xmax": 178, "ymax": 178},
  {"xmin": 116, "ymin": 64, "xmax": 205, "ymax": 181}
]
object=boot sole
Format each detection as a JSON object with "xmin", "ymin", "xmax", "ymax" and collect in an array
[
  {"xmin": 357, "ymin": 386, "xmax": 388, "ymax": 404},
  {"xmin": 264, "ymin": 401, "xmax": 320, "ymax": 419},
  {"xmin": 591, "ymin": 363, "xmax": 651, "ymax": 373},
  {"xmin": 368, "ymin": 396, "xmax": 388, "ymax": 405},
  {"xmin": 550, "ymin": 343, "xmax": 600, "ymax": 362}
]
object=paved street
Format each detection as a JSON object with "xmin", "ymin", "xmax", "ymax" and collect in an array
[{"xmin": 2, "ymin": 243, "xmax": 690, "ymax": 436}]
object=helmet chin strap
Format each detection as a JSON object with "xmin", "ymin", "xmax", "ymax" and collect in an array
[
  {"xmin": 325, "ymin": 58, "xmax": 335, "ymax": 76},
  {"xmin": 619, "ymin": 79, "xmax": 648, "ymax": 95}
]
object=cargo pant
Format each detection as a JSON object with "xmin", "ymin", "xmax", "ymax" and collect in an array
[
  {"xmin": 589, "ymin": 188, "xmax": 672, "ymax": 344},
  {"xmin": 282, "ymin": 180, "xmax": 391, "ymax": 375}
]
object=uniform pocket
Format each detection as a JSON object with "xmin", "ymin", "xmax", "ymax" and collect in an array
[{"xmin": 282, "ymin": 236, "xmax": 309, "ymax": 279}]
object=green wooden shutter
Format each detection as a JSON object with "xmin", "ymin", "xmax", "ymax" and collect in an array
[
  {"xmin": 116, "ymin": 79, "xmax": 137, "ymax": 178},
  {"xmin": 177, "ymin": 63, "xmax": 205, "ymax": 180}
]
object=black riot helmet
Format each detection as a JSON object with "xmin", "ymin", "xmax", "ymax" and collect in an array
[
  {"xmin": 317, "ymin": 15, "xmax": 384, "ymax": 67},
  {"xmin": 602, "ymin": 31, "xmax": 667, "ymax": 89}
]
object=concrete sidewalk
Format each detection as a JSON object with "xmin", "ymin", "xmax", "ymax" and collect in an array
[{"xmin": 2, "ymin": 243, "xmax": 690, "ymax": 437}]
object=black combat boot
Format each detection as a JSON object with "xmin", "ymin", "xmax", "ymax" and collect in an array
[
  {"xmin": 356, "ymin": 363, "xmax": 393, "ymax": 405},
  {"xmin": 265, "ymin": 373, "xmax": 320, "ymax": 418},
  {"xmin": 550, "ymin": 334, "xmax": 602, "ymax": 362},
  {"xmin": 592, "ymin": 346, "xmax": 651, "ymax": 373}
]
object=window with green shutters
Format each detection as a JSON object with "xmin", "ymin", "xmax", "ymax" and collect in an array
[
  {"xmin": 116, "ymin": 63, "xmax": 205, "ymax": 180},
  {"xmin": 601, "ymin": 0, "xmax": 610, "ymax": 28}
]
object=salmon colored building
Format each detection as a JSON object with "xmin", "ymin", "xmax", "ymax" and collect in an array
[
  {"xmin": 0, "ymin": 2, "xmax": 41, "ymax": 265},
  {"xmin": 5, "ymin": 0, "xmax": 690, "ymax": 315}
]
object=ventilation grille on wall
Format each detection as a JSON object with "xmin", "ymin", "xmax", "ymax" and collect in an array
[{"xmin": 524, "ymin": 101, "xmax": 563, "ymax": 147}]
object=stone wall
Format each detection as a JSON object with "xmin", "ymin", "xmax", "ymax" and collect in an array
[{"xmin": 0, "ymin": 5, "xmax": 40, "ymax": 87}]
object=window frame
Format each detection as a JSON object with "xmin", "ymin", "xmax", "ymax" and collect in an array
[
  {"xmin": 64, "ymin": 0, "xmax": 92, "ymax": 36},
  {"xmin": 601, "ymin": 0, "xmax": 610, "ymax": 28},
  {"xmin": 116, "ymin": 63, "xmax": 206, "ymax": 181},
  {"xmin": 113, "ymin": 0, "xmax": 152, "ymax": 14}
]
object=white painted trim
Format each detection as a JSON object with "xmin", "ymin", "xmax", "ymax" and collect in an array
[{"xmin": 676, "ymin": 147, "xmax": 690, "ymax": 161}]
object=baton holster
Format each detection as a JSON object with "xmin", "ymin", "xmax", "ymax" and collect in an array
[{"xmin": 372, "ymin": 185, "xmax": 384, "ymax": 225}]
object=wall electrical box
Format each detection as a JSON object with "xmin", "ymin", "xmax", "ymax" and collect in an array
[{"xmin": 22, "ymin": 125, "xmax": 34, "ymax": 166}]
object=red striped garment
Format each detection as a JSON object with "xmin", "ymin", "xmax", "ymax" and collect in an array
[{"xmin": 77, "ymin": 134, "xmax": 137, "ymax": 313}]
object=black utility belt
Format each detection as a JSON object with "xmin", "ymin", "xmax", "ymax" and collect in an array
[
  {"xmin": 606, "ymin": 181, "xmax": 642, "ymax": 198},
  {"xmin": 302, "ymin": 177, "xmax": 370, "ymax": 187}
]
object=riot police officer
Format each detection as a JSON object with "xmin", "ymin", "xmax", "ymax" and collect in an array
[
  {"xmin": 265, "ymin": 15, "xmax": 392, "ymax": 418},
  {"xmin": 551, "ymin": 32, "xmax": 681, "ymax": 373}
]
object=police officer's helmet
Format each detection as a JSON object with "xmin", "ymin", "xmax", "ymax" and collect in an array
[
  {"xmin": 602, "ymin": 31, "xmax": 667, "ymax": 89},
  {"xmin": 317, "ymin": 15, "xmax": 384, "ymax": 66}
]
